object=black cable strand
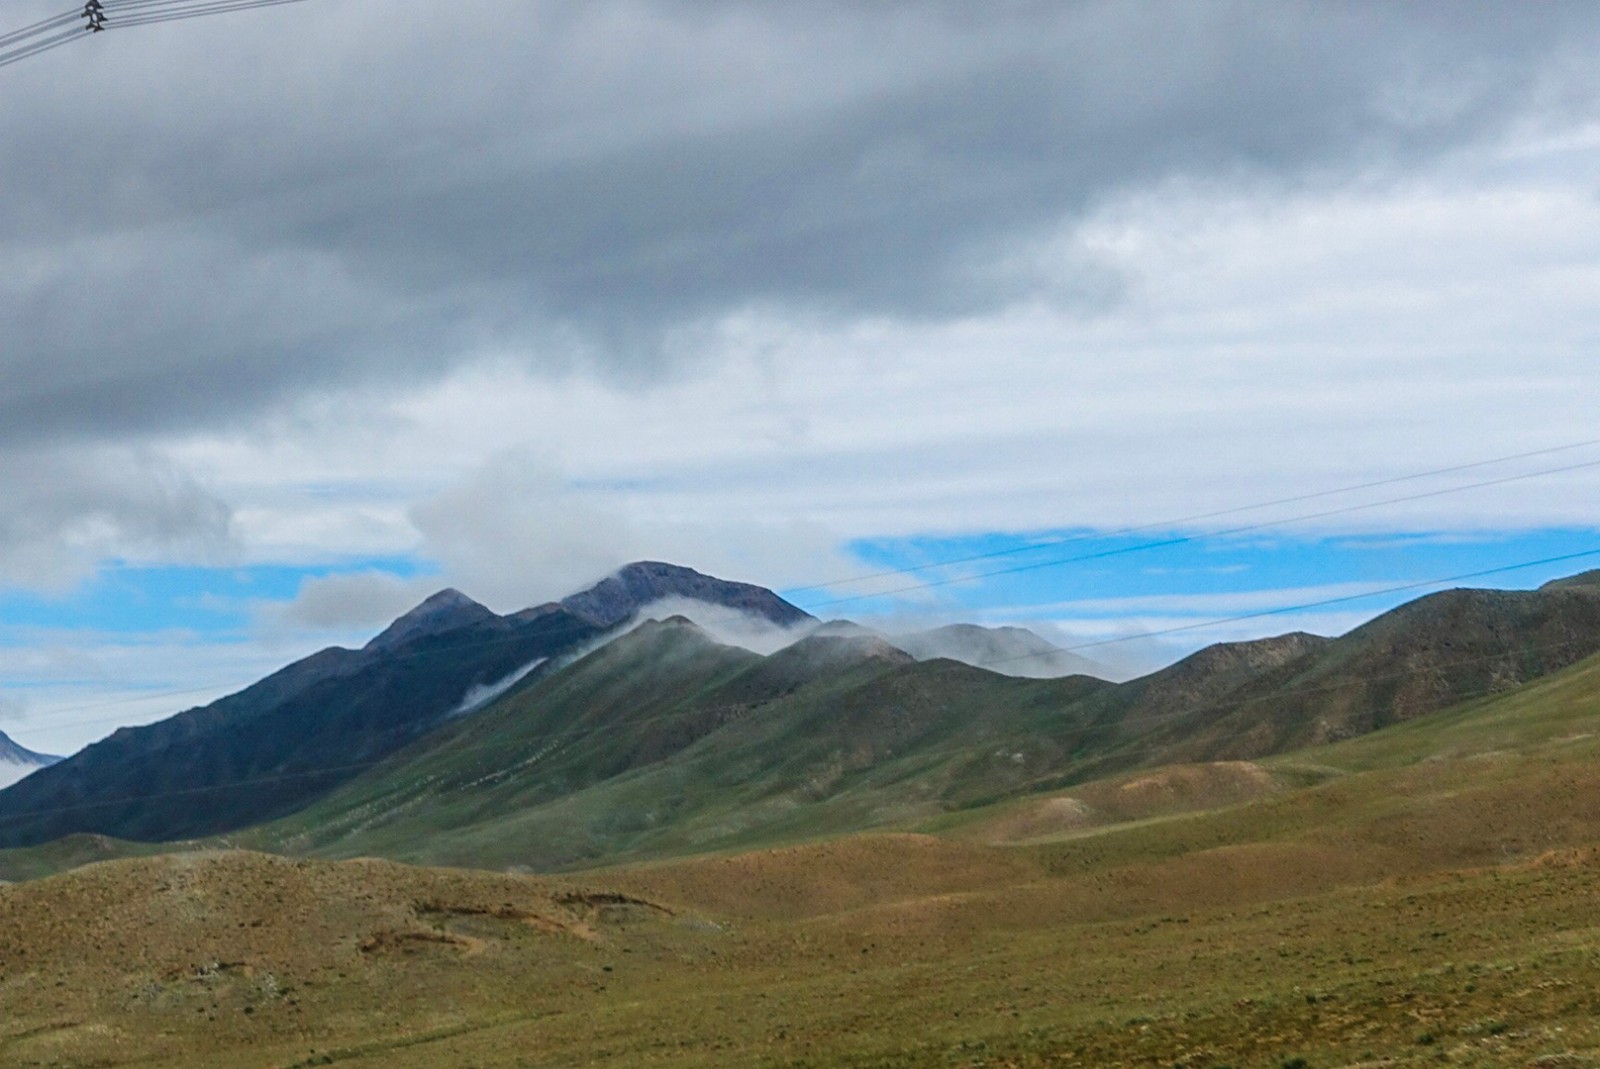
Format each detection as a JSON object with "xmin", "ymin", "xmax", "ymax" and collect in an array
[
  {"xmin": 0, "ymin": 9, "xmax": 78, "ymax": 48},
  {"xmin": 797, "ymin": 456, "xmax": 1600, "ymax": 611},
  {"xmin": 785, "ymin": 437, "xmax": 1600, "ymax": 597},
  {"xmin": 103, "ymin": 0, "xmax": 309, "ymax": 26},
  {"xmin": 0, "ymin": 26, "xmax": 84, "ymax": 68}
]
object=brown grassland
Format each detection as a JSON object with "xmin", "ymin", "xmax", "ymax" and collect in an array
[{"xmin": 6, "ymin": 654, "xmax": 1600, "ymax": 1067}]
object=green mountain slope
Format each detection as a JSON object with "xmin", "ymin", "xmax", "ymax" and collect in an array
[
  {"xmin": 239, "ymin": 576, "xmax": 1600, "ymax": 873},
  {"xmin": 1108, "ymin": 578, "xmax": 1600, "ymax": 767}
]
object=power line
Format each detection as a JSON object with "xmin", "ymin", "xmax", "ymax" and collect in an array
[
  {"xmin": 0, "ymin": 0, "xmax": 312, "ymax": 70},
  {"xmin": 101, "ymin": 0, "xmax": 311, "ymax": 29},
  {"xmin": 794, "ymin": 454, "xmax": 1600, "ymax": 611},
  {"xmin": 783, "ymin": 436, "xmax": 1600, "ymax": 598},
  {"xmin": 0, "ymin": 10, "xmax": 77, "ymax": 49},
  {"xmin": 1014, "ymin": 546, "xmax": 1600, "ymax": 661},
  {"xmin": 0, "ymin": 25, "xmax": 83, "ymax": 69}
]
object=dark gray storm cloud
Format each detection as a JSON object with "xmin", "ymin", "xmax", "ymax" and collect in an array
[{"xmin": 3, "ymin": 0, "xmax": 1598, "ymax": 444}]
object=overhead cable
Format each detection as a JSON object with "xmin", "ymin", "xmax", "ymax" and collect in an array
[
  {"xmin": 0, "ymin": 0, "xmax": 311, "ymax": 70},
  {"xmin": 0, "ymin": 24, "xmax": 82, "ymax": 69},
  {"xmin": 786, "ymin": 436, "xmax": 1600, "ymax": 598},
  {"xmin": 796, "ymin": 455, "xmax": 1600, "ymax": 611}
]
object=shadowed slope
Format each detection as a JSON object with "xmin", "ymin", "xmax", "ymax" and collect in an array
[
  {"xmin": 0, "ymin": 604, "xmax": 604, "ymax": 848},
  {"xmin": 259, "ymin": 617, "xmax": 768, "ymax": 860},
  {"xmin": 1115, "ymin": 581, "xmax": 1600, "ymax": 765}
]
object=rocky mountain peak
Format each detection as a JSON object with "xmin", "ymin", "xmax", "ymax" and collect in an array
[
  {"xmin": 364, "ymin": 588, "xmax": 501, "ymax": 652},
  {"xmin": 559, "ymin": 561, "xmax": 815, "ymax": 631}
]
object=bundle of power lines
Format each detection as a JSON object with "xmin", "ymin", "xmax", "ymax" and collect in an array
[{"xmin": 1, "ymin": 0, "xmax": 307, "ymax": 69}]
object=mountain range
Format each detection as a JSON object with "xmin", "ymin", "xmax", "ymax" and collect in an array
[
  {"xmin": 10, "ymin": 572, "xmax": 1600, "ymax": 1066},
  {"xmin": 234, "ymin": 569, "xmax": 1600, "ymax": 871},
  {"xmin": 6, "ymin": 563, "xmax": 1600, "ymax": 871},
  {"xmin": 0, "ymin": 562, "xmax": 808, "ymax": 848}
]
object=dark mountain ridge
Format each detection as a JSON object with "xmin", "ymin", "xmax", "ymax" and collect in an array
[
  {"xmin": 556, "ymin": 561, "xmax": 816, "ymax": 631},
  {"xmin": 364, "ymin": 588, "xmax": 502, "ymax": 652},
  {"xmin": 1062, "ymin": 582, "xmax": 1600, "ymax": 779},
  {"xmin": 0, "ymin": 730, "xmax": 57, "ymax": 766}
]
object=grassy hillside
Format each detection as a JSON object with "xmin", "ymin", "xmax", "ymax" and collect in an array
[
  {"xmin": 247, "ymin": 630, "xmax": 1112, "ymax": 870},
  {"xmin": 196, "ymin": 580, "xmax": 1600, "ymax": 876},
  {"xmin": 8, "ymin": 649, "xmax": 1600, "ymax": 1065}
]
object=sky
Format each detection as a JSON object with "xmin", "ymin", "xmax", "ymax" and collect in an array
[{"xmin": 2, "ymin": 0, "xmax": 1600, "ymax": 756}]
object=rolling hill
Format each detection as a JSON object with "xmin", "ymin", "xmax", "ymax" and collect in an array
[
  {"xmin": 221, "ymin": 572, "xmax": 1600, "ymax": 875},
  {"xmin": 9, "ymin": 630, "xmax": 1600, "ymax": 1066},
  {"xmin": 9, "ymin": 567, "xmax": 1600, "ymax": 875}
]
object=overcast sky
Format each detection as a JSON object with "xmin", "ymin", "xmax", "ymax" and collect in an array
[{"xmin": 3, "ymin": 0, "xmax": 1600, "ymax": 754}]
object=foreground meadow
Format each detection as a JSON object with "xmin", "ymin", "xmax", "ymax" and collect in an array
[{"xmin": 7, "ymin": 654, "xmax": 1600, "ymax": 1067}]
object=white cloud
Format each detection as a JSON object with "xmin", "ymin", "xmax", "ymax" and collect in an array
[
  {"xmin": 0, "ymin": 446, "xmax": 233, "ymax": 592},
  {"xmin": 0, "ymin": 690, "xmax": 27, "ymax": 725},
  {"xmin": 403, "ymin": 449, "xmax": 857, "ymax": 613},
  {"xmin": 0, "ymin": 626, "xmax": 340, "ymax": 756},
  {"xmin": 123, "ymin": 145, "xmax": 1600, "ymax": 631},
  {"xmin": 265, "ymin": 571, "xmax": 443, "ymax": 633},
  {"xmin": 3, "ymin": 15, "xmax": 1599, "ymax": 752},
  {"xmin": 625, "ymin": 596, "xmax": 814, "ymax": 656}
]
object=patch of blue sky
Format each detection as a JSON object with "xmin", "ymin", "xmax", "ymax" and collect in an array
[
  {"xmin": 795, "ymin": 526, "xmax": 1600, "ymax": 628},
  {"xmin": 0, "ymin": 558, "xmax": 436, "ymax": 644}
]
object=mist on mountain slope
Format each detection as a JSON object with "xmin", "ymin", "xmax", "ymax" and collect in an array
[
  {"xmin": 600, "ymin": 597, "xmax": 1120, "ymax": 680},
  {"xmin": 448, "ymin": 657, "xmax": 550, "ymax": 717}
]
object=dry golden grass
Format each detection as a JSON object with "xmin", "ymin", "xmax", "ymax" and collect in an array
[
  {"xmin": 597, "ymin": 832, "xmax": 1041, "ymax": 920},
  {"xmin": 959, "ymin": 760, "xmax": 1288, "ymax": 843},
  {"xmin": 5, "ymin": 801, "xmax": 1600, "ymax": 1068},
  {"xmin": 9, "ymin": 661, "xmax": 1600, "ymax": 1067}
]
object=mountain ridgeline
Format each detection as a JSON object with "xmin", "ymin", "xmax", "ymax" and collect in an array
[
  {"xmin": 248, "ymin": 571, "xmax": 1600, "ymax": 871},
  {"xmin": 6, "ymin": 564, "xmax": 1600, "ymax": 867}
]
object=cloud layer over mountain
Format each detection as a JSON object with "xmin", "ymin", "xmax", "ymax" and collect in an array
[{"xmin": 6, "ymin": 1, "xmax": 1598, "ymax": 445}]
